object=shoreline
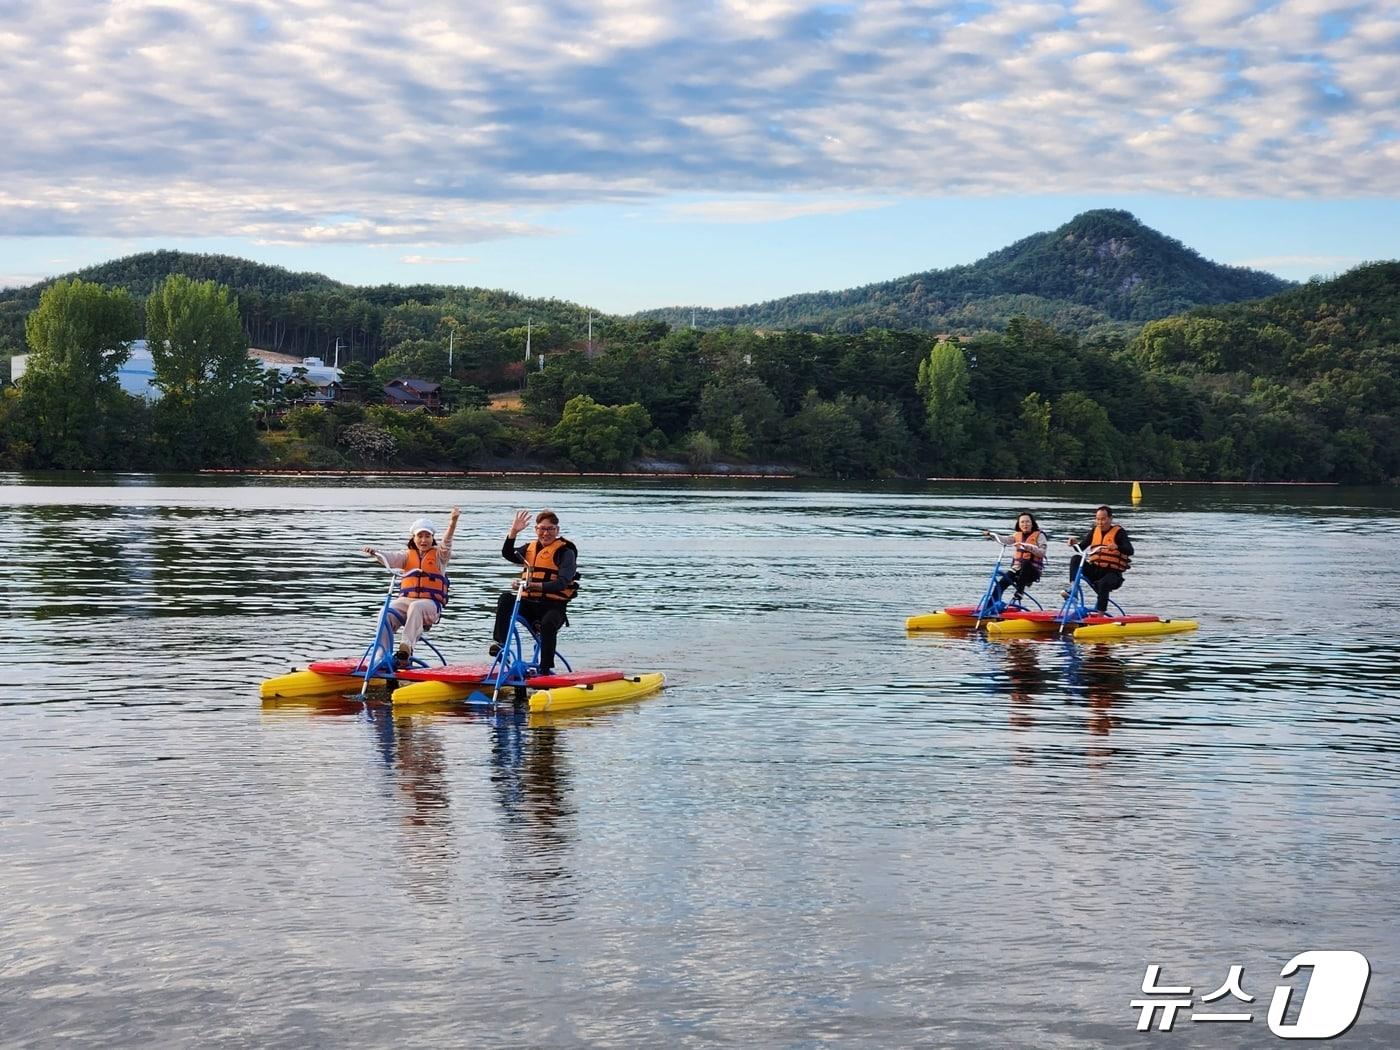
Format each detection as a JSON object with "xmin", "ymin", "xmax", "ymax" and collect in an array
[
  {"xmin": 199, "ymin": 468, "xmax": 799, "ymax": 479},
  {"xmin": 193, "ymin": 467, "xmax": 1340, "ymax": 486},
  {"xmin": 924, "ymin": 476, "xmax": 1340, "ymax": 486}
]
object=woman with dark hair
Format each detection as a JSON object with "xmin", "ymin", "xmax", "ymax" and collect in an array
[{"xmin": 985, "ymin": 511, "xmax": 1047, "ymax": 606}]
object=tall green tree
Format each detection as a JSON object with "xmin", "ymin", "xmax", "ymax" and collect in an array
[
  {"xmin": 1050, "ymin": 392, "xmax": 1123, "ymax": 478},
  {"xmin": 1016, "ymin": 393, "xmax": 1054, "ymax": 477},
  {"xmin": 693, "ymin": 372, "xmax": 784, "ymax": 456},
  {"xmin": 18, "ymin": 278, "xmax": 139, "ymax": 468},
  {"xmin": 147, "ymin": 275, "xmax": 261, "ymax": 468},
  {"xmin": 439, "ymin": 407, "xmax": 504, "ymax": 466},
  {"xmin": 372, "ymin": 339, "xmax": 449, "ymax": 383},
  {"xmin": 916, "ymin": 339, "xmax": 973, "ymax": 466},
  {"xmin": 338, "ymin": 360, "xmax": 381, "ymax": 403},
  {"xmin": 550, "ymin": 394, "xmax": 652, "ymax": 468},
  {"xmin": 784, "ymin": 391, "xmax": 865, "ymax": 478}
]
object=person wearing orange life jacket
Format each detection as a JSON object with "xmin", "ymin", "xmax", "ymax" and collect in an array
[
  {"xmin": 985, "ymin": 511, "xmax": 1048, "ymax": 606},
  {"xmin": 362, "ymin": 506, "xmax": 460, "ymax": 667},
  {"xmin": 1064, "ymin": 505, "xmax": 1134, "ymax": 614},
  {"xmin": 491, "ymin": 508, "xmax": 578, "ymax": 677}
]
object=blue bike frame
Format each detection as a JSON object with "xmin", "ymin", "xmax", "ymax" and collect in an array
[
  {"xmin": 973, "ymin": 537, "xmax": 1044, "ymax": 627},
  {"xmin": 1054, "ymin": 544, "xmax": 1125, "ymax": 632},
  {"xmin": 354, "ymin": 561, "xmax": 448, "ymax": 697},
  {"xmin": 470, "ymin": 581, "xmax": 574, "ymax": 706}
]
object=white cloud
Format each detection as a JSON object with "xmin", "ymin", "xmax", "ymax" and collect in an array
[
  {"xmin": 666, "ymin": 198, "xmax": 893, "ymax": 223},
  {"xmin": 0, "ymin": 0, "xmax": 1396, "ymax": 244},
  {"xmin": 0, "ymin": 273, "xmax": 47, "ymax": 289},
  {"xmin": 400, "ymin": 254, "xmax": 479, "ymax": 265}
]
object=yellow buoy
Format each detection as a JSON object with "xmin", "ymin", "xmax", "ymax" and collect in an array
[{"xmin": 1131, "ymin": 480, "xmax": 1142, "ymax": 503}]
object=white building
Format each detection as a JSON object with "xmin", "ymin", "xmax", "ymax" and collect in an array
[
  {"xmin": 119, "ymin": 339, "xmax": 158, "ymax": 397},
  {"xmin": 9, "ymin": 343, "xmax": 342, "ymax": 400}
]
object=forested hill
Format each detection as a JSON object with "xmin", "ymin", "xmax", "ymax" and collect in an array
[
  {"xmin": 1136, "ymin": 259, "xmax": 1400, "ymax": 378},
  {"xmin": 0, "ymin": 251, "xmax": 343, "ymax": 324},
  {"xmin": 637, "ymin": 209, "xmax": 1294, "ymax": 335},
  {"xmin": 0, "ymin": 251, "xmax": 610, "ymax": 360},
  {"xmin": 1117, "ymin": 261, "xmax": 1400, "ymax": 482}
]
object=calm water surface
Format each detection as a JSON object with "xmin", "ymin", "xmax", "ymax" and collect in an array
[{"xmin": 1, "ymin": 475, "xmax": 1397, "ymax": 1048}]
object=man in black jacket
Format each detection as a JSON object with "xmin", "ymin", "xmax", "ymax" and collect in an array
[
  {"xmin": 490, "ymin": 508, "xmax": 578, "ymax": 676},
  {"xmin": 1065, "ymin": 505, "xmax": 1134, "ymax": 614}
]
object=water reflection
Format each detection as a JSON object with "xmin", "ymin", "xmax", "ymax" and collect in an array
[
  {"xmin": 259, "ymin": 693, "xmax": 364, "ymax": 719},
  {"xmin": 365, "ymin": 707, "xmax": 456, "ymax": 902},
  {"xmin": 996, "ymin": 638, "xmax": 1050, "ymax": 731},
  {"xmin": 261, "ymin": 695, "xmax": 459, "ymax": 900},
  {"xmin": 492, "ymin": 715, "xmax": 574, "ymax": 867},
  {"xmin": 1064, "ymin": 642, "xmax": 1129, "ymax": 738},
  {"xmin": 261, "ymin": 695, "xmax": 578, "ymax": 916},
  {"xmin": 983, "ymin": 635, "xmax": 1134, "ymax": 768}
]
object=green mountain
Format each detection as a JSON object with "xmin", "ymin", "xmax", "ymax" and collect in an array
[
  {"xmin": 0, "ymin": 211, "xmax": 1299, "ymax": 361},
  {"xmin": 0, "ymin": 250, "xmax": 612, "ymax": 360},
  {"xmin": 636, "ymin": 209, "xmax": 1294, "ymax": 334}
]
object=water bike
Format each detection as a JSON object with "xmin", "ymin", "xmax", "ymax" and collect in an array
[
  {"xmin": 906, "ymin": 530, "xmax": 1048, "ymax": 631},
  {"xmin": 984, "ymin": 543, "xmax": 1199, "ymax": 641},
  {"xmin": 260, "ymin": 553, "xmax": 664, "ymax": 712}
]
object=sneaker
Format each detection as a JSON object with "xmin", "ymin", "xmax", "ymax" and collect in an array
[
  {"xmin": 394, "ymin": 646, "xmax": 411, "ymax": 668},
  {"xmin": 488, "ymin": 642, "xmax": 501, "ymax": 657}
]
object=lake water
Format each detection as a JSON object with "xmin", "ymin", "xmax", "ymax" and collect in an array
[{"xmin": 2, "ymin": 475, "xmax": 1397, "ymax": 1048}]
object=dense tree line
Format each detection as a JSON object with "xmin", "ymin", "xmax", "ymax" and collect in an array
[
  {"xmin": 0, "ymin": 275, "xmax": 517, "ymax": 472},
  {"xmin": 0, "ymin": 251, "xmax": 611, "ymax": 367},
  {"xmin": 2, "ymin": 262, "xmax": 1395, "ymax": 482},
  {"xmin": 512, "ymin": 263, "xmax": 1398, "ymax": 482}
]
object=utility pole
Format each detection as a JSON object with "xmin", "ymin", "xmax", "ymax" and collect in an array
[{"xmin": 441, "ymin": 316, "xmax": 459, "ymax": 373}]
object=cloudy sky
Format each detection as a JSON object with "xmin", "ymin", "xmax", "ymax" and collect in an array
[{"xmin": 2, "ymin": 0, "xmax": 1397, "ymax": 311}]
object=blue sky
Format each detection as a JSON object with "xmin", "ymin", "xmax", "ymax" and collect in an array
[{"xmin": 2, "ymin": 0, "xmax": 1397, "ymax": 314}]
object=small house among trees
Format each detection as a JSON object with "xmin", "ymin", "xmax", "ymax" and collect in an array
[
  {"xmin": 383, "ymin": 378, "xmax": 442, "ymax": 411},
  {"xmin": 292, "ymin": 377, "xmax": 341, "ymax": 406}
]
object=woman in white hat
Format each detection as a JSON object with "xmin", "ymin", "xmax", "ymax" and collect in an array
[{"xmin": 363, "ymin": 506, "xmax": 460, "ymax": 666}]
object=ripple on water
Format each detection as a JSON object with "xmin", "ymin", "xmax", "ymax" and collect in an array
[{"xmin": 1, "ymin": 480, "xmax": 1398, "ymax": 1047}]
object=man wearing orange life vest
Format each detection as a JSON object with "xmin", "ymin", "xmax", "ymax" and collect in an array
[
  {"xmin": 1065, "ymin": 505, "xmax": 1134, "ymax": 614},
  {"xmin": 362, "ymin": 507, "xmax": 459, "ymax": 667},
  {"xmin": 491, "ymin": 508, "xmax": 578, "ymax": 677}
]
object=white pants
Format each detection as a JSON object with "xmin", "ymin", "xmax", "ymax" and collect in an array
[{"xmin": 380, "ymin": 597, "xmax": 441, "ymax": 653}]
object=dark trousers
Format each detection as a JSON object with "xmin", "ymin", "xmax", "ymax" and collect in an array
[
  {"xmin": 1069, "ymin": 558, "xmax": 1125, "ymax": 613},
  {"xmin": 493, "ymin": 592, "xmax": 567, "ymax": 671},
  {"xmin": 991, "ymin": 564, "xmax": 1040, "ymax": 603}
]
